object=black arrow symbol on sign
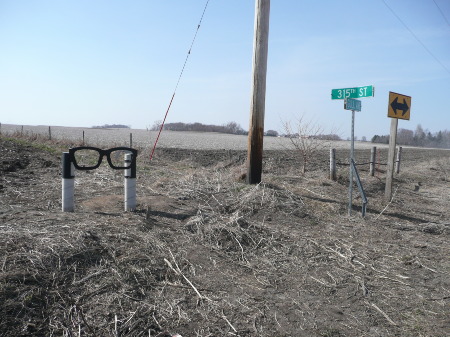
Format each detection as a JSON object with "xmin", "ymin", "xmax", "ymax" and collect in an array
[{"xmin": 390, "ymin": 97, "xmax": 409, "ymax": 116}]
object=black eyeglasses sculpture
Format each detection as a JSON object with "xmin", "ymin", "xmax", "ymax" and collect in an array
[{"xmin": 62, "ymin": 147, "xmax": 138, "ymax": 212}]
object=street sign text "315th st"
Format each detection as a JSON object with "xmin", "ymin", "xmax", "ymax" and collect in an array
[{"xmin": 331, "ymin": 85, "xmax": 374, "ymax": 100}]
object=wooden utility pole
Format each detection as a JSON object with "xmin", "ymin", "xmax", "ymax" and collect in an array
[{"xmin": 247, "ymin": 0, "xmax": 270, "ymax": 184}]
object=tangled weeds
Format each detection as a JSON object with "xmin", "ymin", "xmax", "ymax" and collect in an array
[{"xmin": 1, "ymin": 136, "xmax": 449, "ymax": 336}]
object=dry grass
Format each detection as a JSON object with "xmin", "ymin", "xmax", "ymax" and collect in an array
[{"xmin": 1, "ymin": 134, "xmax": 449, "ymax": 336}]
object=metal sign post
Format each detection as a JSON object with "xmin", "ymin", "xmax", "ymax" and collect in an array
[
  {"xmin": 332, "ymin": 87, "xmax": 373, "ymax": 216},
  {"xmin": 348, "ymin": 109, "xmax": 355, "ymax": 215},
  {"xmin": 351, "ymin": 159, "xmax": 368, "ymax": 217},
  {"xmin": 345, "ymin": 98, "xmax": 361, "ymax": 215}
]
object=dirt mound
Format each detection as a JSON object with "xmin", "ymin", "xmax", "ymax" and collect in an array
[{"xmin": 0, "ymin": 136, "xmax": 449, "ymax": 336}]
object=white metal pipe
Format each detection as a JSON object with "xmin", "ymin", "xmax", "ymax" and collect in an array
[
  {"xmin": 62, "ymin": 178, "xmax": 75, "ymax": 212},
  {"xmin": 62, "ymin": 152, "xmax": 75, "ymax": 212},
  {"xmin": 125, "ymin": 177, "xmax": 136, "ymax": 211},
  {"xmin": 124, "ymin": 153, "xmax": 136, "ymax": 211}
]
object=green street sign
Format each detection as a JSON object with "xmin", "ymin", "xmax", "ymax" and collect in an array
[
  {"xmin": 331, "ymin": 85, "xmax": 374, "ymax": 100},
  {"xmin": 344, "ymin": 98, "xmax": 361, "ymax": 112}
]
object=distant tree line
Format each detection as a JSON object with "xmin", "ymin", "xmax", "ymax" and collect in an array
[
  {"xmin": 264, "ymin": 130, "xmax": 279, "ymax": 137},
  {"xmin": 282, "ymin": 133, "xmax": 342, "ymax": 141},
  {"xmin": 92, "ymin": 124, "xmax": 130, "ymax": 129},
  {"xmin": 372, "ymin": 124, "xmax": 450, "ymax": 148},
  {"xmin": 149, "ymin": 120, "xmax": 343, "ymax": 140},
  {"xmin": 150, "ymin": 121, "xmax": 248, "ymax": 135}
]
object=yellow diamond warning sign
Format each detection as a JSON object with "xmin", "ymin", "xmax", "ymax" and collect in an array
[{"xmin": 388, "ymin": 92, "xmax": 411, "ymax": 120}]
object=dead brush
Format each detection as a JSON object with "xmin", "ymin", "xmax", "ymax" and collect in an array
[
  {"xmin": 168, "ymin": 167, "xmax": 305, "ymax": 262},
  {"xmin": 433, "ymin": 158, "xmax": 450, "ymax": 181},
  {"xmin": 0, "ymin": 208, "xmax": 195, "ymax": 336}
]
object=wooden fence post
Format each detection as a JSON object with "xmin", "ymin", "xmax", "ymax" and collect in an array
[
  {"xmin": 329, "ymin": 148, "xmax": 336, "ymax": 181},
  {"xmin": 385, "ymin": 118, "xmax": 398, "ymax": 201},
  {"xmin": 370, "ymin": 146, "xmax": 376, "ymax": 176},
  {"xmin": 130, "ymin": 133, "xmax": 133, "ymax": 148},
  {"xmin": 395, "ymin": 146, "xmax": 402, "ymax": 174},
  {"xmin": 48, "ymin": 126, "xmax": 52, "ymax": 140},
  {"xmin": 82, "ymin": 131, "xmax": 85, "ymax": 145}
]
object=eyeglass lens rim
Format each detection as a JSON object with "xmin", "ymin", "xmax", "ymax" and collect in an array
[{"xmin": 68, "ymin": 146, "xmax": 137, "ymax": 170}]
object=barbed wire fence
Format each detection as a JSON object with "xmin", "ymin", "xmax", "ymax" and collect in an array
[{"xmin": 329, "ymin": 146, "xmax": 403, "ymax": 180}]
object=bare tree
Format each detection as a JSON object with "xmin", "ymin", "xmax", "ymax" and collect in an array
[
  {"xmin": 282, "ymin": 116, "xmax": 337, "ymax": 174},
  {"xmin": 150, "ymin": 120, "xmax": 163, "ymax": 131},
  {"xmin": 397, "ymin": 128, "xmax": 414, "ymax": 145}
]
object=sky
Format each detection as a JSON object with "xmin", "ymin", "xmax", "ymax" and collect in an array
[{"xmin": 1, "ymin": 0, "xmax": 449, "ymax": 139}]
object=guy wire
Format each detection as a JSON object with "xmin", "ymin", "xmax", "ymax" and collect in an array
[{"xmin": 150, "ymin": 0, "xmax": 211, "ymax": 160}]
